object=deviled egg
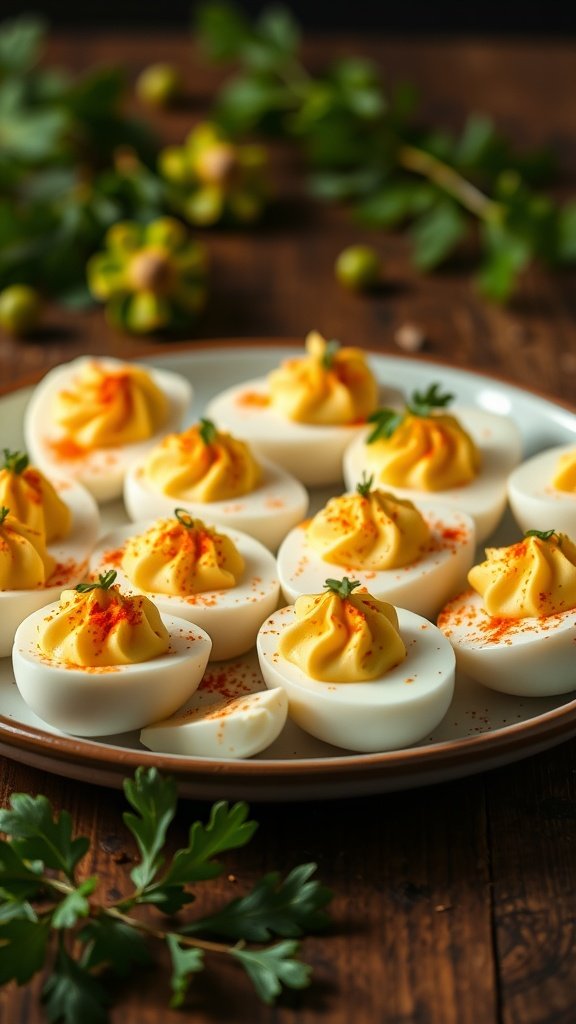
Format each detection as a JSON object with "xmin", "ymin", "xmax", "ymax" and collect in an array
[
  {"xmin": 0, "ymin": 454, "xmax": 100, "ymax": 657},
  {"xmin": 277, "ymin": 477, "xmax": 475, "ymax": 618},
  {"xmin": 24, "ymin": 356, "xmax": 192, "ymax": 503},
  {"xmin": 124, "ymin": 418, "xmax": 308, "ymax": 551},
  {"xmin": 257, "ymin": 577, "xmax": 455, "ymax": 752},
  {"xmin": 89, "ymin": 510, "xmax": 280, "ymax": 661},
  {"xmin": 508, "ymin": 443, "xmax": 576, "ymax": 535},
  {"xmin": 206, "ymin": 331, "xmax": 380, "ymax": 486},
  {"xmin": 437, "ymin": 528, "xmax": 576, "ymax": 696},
  {"xmin": 12, "ymin": 571, "xmax": 212, "ymax": 736},
  {"xmin": 141, "ymin": 656, "xmax": 288, "ymax": 757},
  {"xmin": 343, "ymin": 382, "xmax": 522, "ymax": 542}
]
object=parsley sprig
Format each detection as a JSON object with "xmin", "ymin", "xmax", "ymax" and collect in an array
[
  {"xmin": 195, "ymin": 2, "xmax": 576, "ymax": 301},
  {"xmin": 0, "ymin": 767, "xmax": 331, "ymax": 1017},
  {"xmin": 367, "ymin": 381, "xmax": 453, "ymax": 442},
  {"xmin": 2, "ymin": 449, "xmax": 29, "ymax": 474}
]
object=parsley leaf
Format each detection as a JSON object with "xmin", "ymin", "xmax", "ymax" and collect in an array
[
  {"xmin": 80, "ymin": 917, "xmax": 151, "ymax": 977},
  {"xmin": 407, "ymin": 382, "xmax": 454, "ymax": 415},
  {"xmin": 122, "ymin": 766, "xmax": 177, "ymax": 891},
  {"xmin": 232, "ymin": 940, "xmax": 312, "ymax": 1004},
  {"xmin": 0, "ymin": 794, "xmax": 89, "ymax": 880},
  {"xmin": 51, "ymin": 878, "xmax": 97, "ymax": 929},
  {"xmin": 42, "ymin": 947, "xmax": 109, "ymax": 1024},
  {"xmin": 166, "ymin": 934, "xmax": 205, "ymax": 1009},
  {"xmin": 366, "ymin": 408, "xmax": 405, "ymax": 443},
  {"xmin": 0, "ymin": 916, "xmax": 49, "ymax": 984},
  {"xmin": 184, "ymin": 863, "xmax": 332, "ymax": 941}
]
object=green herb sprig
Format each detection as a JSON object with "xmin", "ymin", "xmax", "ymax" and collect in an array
[
  {"xmin": 198, "ymin": 417, "xmax": 218, "ymax": 444},
  {"xmin": 367, "ymin": 381, "xmax": 453, "ymax": 442},
  {"xmin": 324, "ymin": 577, "xmax": 362, "ymax": 599},
  {"xmin": 525, "ymin": 528, "xmax": 559, "ymax": 542},
  {"xmin": 2, "ymin": 449, "xmax": 29, "ymax": 474},
  {"xmin": 356, "ymin": 472, "xmax": 374, "ymax": 498},
  {"xmin": 195, "ymin": 2, "xmax": 576, "ymax": 301},
  {"xmin": 0, "ymin": 767, "xmax": 331, "ymax": 1018},
  {"xmin": 75, "ymin": 569, "xmax": 117, "ymax": 592}
]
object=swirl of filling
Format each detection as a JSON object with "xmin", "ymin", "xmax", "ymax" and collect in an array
[
  {"xmin": 0, "ymin": 453, "xmax": 71, "ymax": 542},
  {"xmin": 278, "ymin": 580, "xmax": 407, "ymax": 682},
  {"xmin": 366, "ymin": 413, "xmax": 480, "ymax": 491},
  {"xmin": 38, "ymin": 582, "xmax": 169, "ymax": 666},
  {"xmin": 0, "ymin": 507, "xmax": 55, "ymax": 589},
  {"xmin": 142, "ymin": 420, "xmax": 261, "ymax": 501},
  {"xmin": 468, "ymin": 530, "xmax": 576, "ymax": 618},
  {"xmin": 267, "ymin": 331, "xmax": 378, "ymax": 425},
  {"xmin": 121, "ymin": 512, "xmax": 245, "ymax": 595},
  {"xmin": 552, "ymin": 450, "xmax": 576, "ymax": 492},
  {"xmin": 306, "ymin": 487, "xmax": 430, "ymax": 570},
  {"xmin": 52, "ymin": 361, "xmax": 169, "ymax": 449}
]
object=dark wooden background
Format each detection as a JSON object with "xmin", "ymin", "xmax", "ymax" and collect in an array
[{"xmin": 1, "ymin": 32, "xmax": 576, "ymax": 1024}]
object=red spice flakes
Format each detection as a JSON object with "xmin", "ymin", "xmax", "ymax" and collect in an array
[
  {"xmin": 101, "ymin": 546, "xmax": 125, "ymax": 568},
  {"xmin": 265, "ymin": 498, "xmax": 286, "ymax": 509},
  {"xmin": 236, "ymin": 391, "xmax": 270, "ymax": 408},
  {"xmin": 46, "ymin": 558, "xmax": 85, "ymax": 587},
  {"xmin": 48, "ymin": 437, "xmax": 87, "ymax": 461}
]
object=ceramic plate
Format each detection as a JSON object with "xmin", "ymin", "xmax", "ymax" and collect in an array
[{"xmin": 2, "ymin": 342, "xmax": 576, "ymax": 801}]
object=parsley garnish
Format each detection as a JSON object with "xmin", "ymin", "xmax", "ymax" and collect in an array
[
  {"xmin": 0, "ymin": 767, "xmax": 331, "ymax": 1016},
  {"xmin": 366, "ymin": 381, "xmax": 454, "ymax": 443},
  {"xmin": 0, "ymin": 506, "xmax": 10, "ymax": 527},
  {"xmin": 356, "ymin": 472, "xmax": 374, "ymax": 498},
  {"xmin": 75, "ymin": 570, "xmax": 117, "ymax": 593},
  {"xmin": 2, "ymin": 449, "xmax": 29, "ymax": 474},
  {"xmin": 324, "ymin": 577, "xmax": 362, "ymax": 599},
  {"xmin": 321, "ymin": 339, "xmax": 340, "ymax": 369},
  {"xmin": 525, "ymin": 528, "xmax": 558, "ymax": 542},
  {"xmin": 198, "ymin": 418, "xmax": 217, "ymax": 445}
]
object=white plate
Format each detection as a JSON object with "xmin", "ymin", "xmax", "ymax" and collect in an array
[{"xmin": 2, "ymin": 342, "xmax": 576, "ymax": 801}]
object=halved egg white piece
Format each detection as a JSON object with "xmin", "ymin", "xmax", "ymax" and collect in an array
[
  {"xmin": 257, "ymin": 605, "xmax": 455, "ymax": 752},
  {"xmin": 277, "ymin": 502, "xmax": 475, "ymax": 620},
  {"xmin": 123, "ymin": 454, "xmax": 309, "ymax": 552},
  {"xmin": 89, "ymin": 521, "xmax": 280, "ymax": 661},
  {"xmin": 437, "ymin": 589, "xmax": 576, "ymax": 697},
  {"xmin": 343, "ymin": 407, "xmax": 522, "ymax": 543},
  {"xmin": 141, "ymin": 656, "xmax": 288, "ymax": 758},
  {"xmin": 508, "ymin": 443, "xmax": 576, "ymax": 535},
  {"xmin": 24, "ymin": 357, "xmax": 193, "ymax": 504},
  {"xmin": 206, "ymin": 377, "xmax": 374, "ymax": 487},
  {"xmin": 12, "ymin": 610, "xmax": 212, "ymax": 737},
  {"xmin": 0, "ymin": 480, "xmax": 100, "ymax": 658}
]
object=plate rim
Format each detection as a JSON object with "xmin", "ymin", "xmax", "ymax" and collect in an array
[{"xmin": 3, "ymin": 338, "xmax": 576, "ymax": 792}]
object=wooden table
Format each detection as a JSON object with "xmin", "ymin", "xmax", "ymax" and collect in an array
[{"xmin": 1, "ymin": 32, "xmax": 576, "ymax": 1024}]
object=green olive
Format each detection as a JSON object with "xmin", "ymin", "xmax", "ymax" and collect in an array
[
  {"xmin": 135, "ymin": 63, "xmax": 181, "ymax": 108},
  {"xmin": 335, "ymin": 245, "xmax": 380, "ymax": 291},
  {"xmin": 0, "ymin": 285, "xmax": 42, "ymax": 336}
]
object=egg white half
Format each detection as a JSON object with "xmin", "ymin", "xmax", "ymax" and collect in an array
[
  {"xmin": 123, "ymin": 453, "xmax": 309, "ymax": 552},
  {"xmin": 12, "ymin": 610, "xmax": 212, "ymax": 736},
  {"xmin": 206, "ymin": 377, "xmax": 371, "ymax": 486},
  {"xmin": 89, "ymin": 521, "xmax": 281, "ymax": 661},
  {"xmin": 343, "ymin": 407, "xmax": 522, "ymax": 543},
  {"xmin": 437, "ymin": 588, "xmax": 576, "ymax": 696},
  {"xmin": 0, "ymin": 480, "xmax": 100, "ymax": 658},
  {"xmin": 24, "ymin": 357, "xmax": 193, "ymax": 503},
  {"xmin": 277, "ymin": 502, "xmax": 475, "ymax": 619},
  {"xmin": 508, "ymin": 443, "xmax": 576, "ymax": 535},
  {"xmin": 257, "ymin": 605, "xmax": 455, "ymax": 752}
]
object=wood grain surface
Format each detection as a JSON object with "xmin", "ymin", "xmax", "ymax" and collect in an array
[{"xmin": 1, "ymin": 31, "xmax": 576, "ymax": 1024}]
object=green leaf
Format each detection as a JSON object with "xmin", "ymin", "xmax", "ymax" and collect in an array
[
  {"xmin": 141, "ymin": 801, "xmax": 257, "ymax": 912},
  {"xmin": 232, "ymin": 940, "xmax": 311, "ymax": 1004},
  {"xmin": 0, "ymin": 15, "xmax": 45, "ymax": 74},
  {"xmin": 477, "ymin": 222, "xmax": 533, "ymax": 301},
  {"xmin": 357, "ymin": 181, "xmax": 437, "ymax": 227},
  {"xmin": 196, "ymin": 2, "xmax": 251, "ymax": 61},
  {"xmin": 166, "ymin": 934, "xmax": 205, "ymax": 1009},
  {"xmin": 80, "ymin": 917, "xmax": 151, "ymax": 977},
  {"xmin": 366, "ymin": 408, "xmax": 405, "ymax": 443},
  {"xmin": 42, "ymin": 947, "xmax": 109, "ymax": 1024},
  {"xmin": 456, "ymin": 114, "xmax": 497, "ymax": 168},
  {"xmin": 122, "ymin": 767, "xmax": 178, "ymax": 891},
  {"xmin": 51, "ymin": 878, "xmax": 97, "ymax": 929},
  {"xmin": 216, "ymin": 75, "xmax": 293, "ymax": 135},
  {"xmin": 0, "ymin": 82, "xmax": 69, "ymax": 162},
  {"xmin": 557, "ymin": 201, "xmax": 576, "ymax": 263},
  {"xmin": 0, "ymin": 898, "xmax": 37, "ymax": 924},
  {"xmin": 0, "ymin": 835, "xmax": 44, "ymax": 899},
  {"xmin": 185, "ymin": 863, "xmax": 331, "ymax": 941},
  {"xmin": 258, "ymin": 6, "xmax": 299, "ymax": 57},
  {"xmin": 0, "ymin": 794, "xmax": 89, "ymax": 880},
  {"xmin": 408, "ymin": 382, "xmax": 454, "ymax": 416},
  {"xmin": 411, "ymin": 199, "xmax": 467, "ymax": 270},
  {"xmin": 0, "ymin": 916, "xmax": 49, "ymax": 984}
]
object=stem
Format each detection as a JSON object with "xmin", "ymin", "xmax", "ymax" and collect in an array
[
  {"xmin": 104, "ymin": 905, "xmax": 238, "ymax": 956},
  {"xmin": 398, "ymin": 143, "xmax": 502, "ymax": 221}
]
